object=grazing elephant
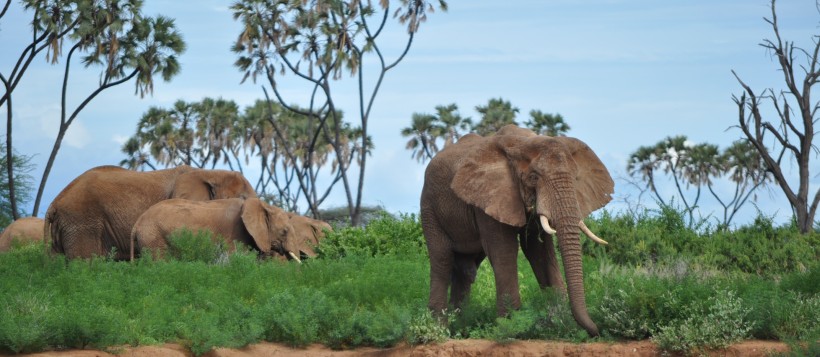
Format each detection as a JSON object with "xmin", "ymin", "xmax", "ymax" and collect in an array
[
  {"xmin": 0, "ymin": 217, "xmax": 45, "ymax": 252},
  {"xmin": 46, "ymin": 165, "xmax": 256, "ymax": 260},
  {"xmin": 286, "ymin": 212, "xmax": 333, "ymax": 258},
  {"xmin": 131, "ymin": 198, "xmax": 305, "ymax": 261},
  {"xmin": 420, "ymin": 124, "xmax": 614, "ymax": 337}
]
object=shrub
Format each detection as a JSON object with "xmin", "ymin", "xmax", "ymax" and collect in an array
[
  {"xmin": 165, "ymin": 228, "xmax": 230, "ymax": 264},
  {"xmin": 317, "ymin": 213, "xmax": 425, "ymax": 258},
  {"xmin": 407, "ymin": 309, "xmax": 451, "ymax": 345},
  {"xmin": 653, "ymin": 290, "xmax": 754, "ymax": 356}
]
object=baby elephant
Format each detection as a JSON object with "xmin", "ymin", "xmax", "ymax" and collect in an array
[
  {"xmin": 0, "ymin": 217, "xmax": 45, "ymax": 252},
  {"xmin": 131, "ymin": 198, "xmax": 306, "ymax": 261}
]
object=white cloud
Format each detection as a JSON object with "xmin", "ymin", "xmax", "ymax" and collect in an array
[{"xmin": 112, "ymin": 135, "xmax": 129, "ymax": 146}]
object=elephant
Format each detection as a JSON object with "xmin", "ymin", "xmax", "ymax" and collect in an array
[
  {"xmin": 285, "ymin": 212, "xmax": 333, "ymax": 258},
  {"xmin": 420, "ymin": 124, "xmax": 614, "ymax": 337},
  {"xmin": 131, "ymin": 198, "xmax": 306, "ymax": 261},
  {"xmin": 45, "ymin": 165, "xmax": 256, "ymax": 260},
  {"xmin": 0, "ymin": 217, "xmax": 45, "ymax": 252}
]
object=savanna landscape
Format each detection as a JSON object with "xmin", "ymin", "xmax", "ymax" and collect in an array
[
  {"xmin": 2, "ymin": 0, "xmax": 820, "ymax": 356},
  {"xmin": 0, "ymin": 211, "xmax": 818, "ymax": 356}
]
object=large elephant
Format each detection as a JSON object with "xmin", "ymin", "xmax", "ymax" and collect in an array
[
  {"xmin": 46, "ymin": 165, "xmax": 256, "ymax": 260},
  {"xmin": 420, "ymin": 124, "xmax": 613, "ymax": 337},
  {"xmin": 285, "ymin": 212, "xmax": 333, "ymax": 258},
  {"xmin": 131, "ymin": 198, "xmax": 306, "ymax": 261},
  {"xmin": 0, "ymin": 217, "xmax": 45, "ymax": 252}
]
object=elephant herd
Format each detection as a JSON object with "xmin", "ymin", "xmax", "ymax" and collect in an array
[
  {"xmin": 0, "ymin": 124, "xmax": 614, "ymax": 337},
  {"xmin": 0, "ymin": 165, "xmax": 330, "ymax": 262}
]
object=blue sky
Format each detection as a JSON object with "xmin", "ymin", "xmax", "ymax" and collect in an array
[{"xmin": 2, "ymin": 1, "xmax": 819, "ymax": 227}]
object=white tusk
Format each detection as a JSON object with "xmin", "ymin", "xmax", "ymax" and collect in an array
[
  {"xmin": 540, "ymin": 216, "xmax": 557, "ymax": 235},
  {"xmin": 288, "ymin": 251, "xmax": 302, "ymax": 263},
  {"xmin": 579, "ymin": 220, "xmax": 608, "ymax": 245}
]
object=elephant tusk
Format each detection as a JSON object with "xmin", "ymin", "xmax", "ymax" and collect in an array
[
  {"xmin": 579, "ymin": 221, "xmax": 608, "ymax": 245},
  {"xmin": 288, "ymin": 251, "xmax": 302, "ymax": 263},
  {"xmin": 540, "ymin": 216, "xmax": 557, "ymax": 235}
]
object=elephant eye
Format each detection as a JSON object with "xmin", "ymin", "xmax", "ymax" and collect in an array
[{"xmin": 528, "ymin": 172, "xmax": 539, "ymax": 184}]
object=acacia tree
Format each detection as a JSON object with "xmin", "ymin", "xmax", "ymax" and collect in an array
[
  {"xmin": 231, "ymin": 0, "xmax": 446, "ymax": 225},
  {"xmin": 732, "ymin": 0, "xmax": 820, "ymax": 233},
  {"xmin": 7, "ymin": 0, "xmax": 187, "ymax": 217}
]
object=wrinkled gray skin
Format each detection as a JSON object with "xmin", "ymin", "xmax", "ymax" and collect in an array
[
  {"xmin": 132, "ymin": 198, "xmax": 303, "ymax": 260},
  {"xmin": 420, "ymin": 124, "xmax": 614, "ymax": 337},
  {"xmin": 46, "ymin": 165, "xmax": 256, "ymax": 260}
]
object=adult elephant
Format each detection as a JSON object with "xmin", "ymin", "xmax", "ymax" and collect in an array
[
  {"xmin": 420, "ymin": 124, "xmax": 613, "ymax": 337},
  {"xmin": 46, "ymin": 165, "xmax": 256, "ymax": 260},
  {"xmin": 285, "ymin": 212, "xmax": 333, "ymax": 259},
  {"xmin": 0, "ymin": 217, "xmax": 45, "ymax": 252},
  {"xmin": 132, "ymin": 198, "xmax": 304, "ymax": 261}
]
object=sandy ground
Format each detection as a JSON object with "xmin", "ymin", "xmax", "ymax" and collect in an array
[{"xmin": 3, "ymin": 339, "xmax": 791, "ymax": 357}]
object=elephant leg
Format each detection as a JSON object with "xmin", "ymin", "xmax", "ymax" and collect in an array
[
  {"xmin": 476, "ymin": 211, "xmax": 522, "ymax": 316},
  {"xmin": 450, "ymin": 253, "xmax": 484, "ymax": 309},
  {"xmin": 422, "ymin": 216, "xmax": 454, "ymax": 315},
  {"xmin": 520, "ymin": 224, "xmax": 565, "ymax": 293}
]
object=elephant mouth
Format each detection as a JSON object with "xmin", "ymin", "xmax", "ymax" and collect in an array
[{"xmin": 538, "ymin": 215, "xmax": 609, "ymax": 245}]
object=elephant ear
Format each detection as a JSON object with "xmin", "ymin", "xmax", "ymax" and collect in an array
[
  {"xmin": 451, "ymin": 135, "xmax": 527, "ymax": 227},
  {"xmin": 555, "ymin": 137, "xmax": 614, "ymax": 217},
  {"xmin": 240, "ymin": 198, "xmax": 271, "ymax": 254},
  {"xmin": 172, "ymin": 170, "xmax": 216, "ymax": 200}
]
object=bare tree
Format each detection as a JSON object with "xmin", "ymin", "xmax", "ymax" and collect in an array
[
  {"xmin": 732, "ymin": 0, "xmax": 820, "ymax": 233},
  {"xmin": 232, "ymin": 0, "xmax": 446, "ymax": 225}
]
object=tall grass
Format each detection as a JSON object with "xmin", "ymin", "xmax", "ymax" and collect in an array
[{"xmin": 0, "ymin": 211, "xmax": 816, "ymax": 355}]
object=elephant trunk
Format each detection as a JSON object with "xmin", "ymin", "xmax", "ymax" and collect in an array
[{"xmin": 540, "ymin": 176, "xmax": 599, "ymax": 337}]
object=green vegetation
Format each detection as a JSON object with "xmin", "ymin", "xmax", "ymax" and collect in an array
[{"xmin": 0, "ymin": 211, "xmax": 817, "ymax": 356}]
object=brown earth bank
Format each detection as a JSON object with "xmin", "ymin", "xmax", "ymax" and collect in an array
[{"xmin": 2, "ymin": 340, "xmax": 791, "ymax": 357}]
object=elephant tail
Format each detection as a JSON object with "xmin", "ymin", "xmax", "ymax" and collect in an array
[{"xmin": 43, "ymin": 208, "xmax": 63, "ymax": 256}]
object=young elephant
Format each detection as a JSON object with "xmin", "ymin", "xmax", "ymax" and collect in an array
[
  {"xmin": 0, "ymin": 217, "xmax": 45, "ymax": 252},
  {"xmin": 286, "ymin": 212, "xmax": 333, "ymax": 258},
  {"xmin": 131, "ymin": 198, "xmax": 304, "ymax": 261}
]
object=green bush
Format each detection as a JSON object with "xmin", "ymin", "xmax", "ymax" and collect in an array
[
  {"xmin": 165, "ymin": 228, "xmax": 230, "ymax": 264},
  {"xmin": 317, "ymin": 213, "xmax": 425, "ymax": 258},
  {"xmin": 585, "ymin": 209, "xmax": 818, "ymax": 275},
  {"xmin": 407, "ymin": 309, "xmax": 452, "ymax": 345},
  {"xmin": 652, "ymin": 290, "xmax": 754, "ymax": 356}
]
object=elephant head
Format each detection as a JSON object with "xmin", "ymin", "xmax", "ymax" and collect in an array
[
  {"xmin": 286, "ymin": 212, "xmax": 332, "ymax": 258},
  {"xmin": 240, "ymin": 198, "xmax": 301, "ymax": 261},
  {"xmin": 451, "ymin": 124, "xmax": 613, "ymax": 336}
]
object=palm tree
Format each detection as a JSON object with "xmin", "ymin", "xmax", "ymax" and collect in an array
[
  {"xmin": 434, "ymin": 103, "xmax": 471, "ymax": 147},
  {"xmin": 194, "ymin": 98, "xmax": 241, "ymax": 170},
  {"xmin": 525, "ymin": 110, "xmax": 570, "ymax": 136},
  {"xmin": 401, "ymin": 113, "xmax": 440, "ymax": 162},
  {"xmin": 473, "ymin": 97, "xmax": 518, "ymax": 135},
  {"xmin": 32, "ymin": 9, "xmax": 186, "ymax": 216}
]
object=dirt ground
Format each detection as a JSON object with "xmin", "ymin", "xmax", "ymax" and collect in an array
[{"xmin": 5, "ymin": 339, "xmax": 791, "ymax": 357}]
